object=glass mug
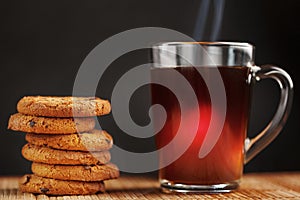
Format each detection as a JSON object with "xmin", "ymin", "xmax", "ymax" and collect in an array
[{"xmin": 150, "ymin": 42, "xmax": 293, "ymax": 193}]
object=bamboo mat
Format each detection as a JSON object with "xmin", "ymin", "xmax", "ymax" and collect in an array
[{"xmin": 1, "ymin": 172, "xmax": 300, "ymax": 199}]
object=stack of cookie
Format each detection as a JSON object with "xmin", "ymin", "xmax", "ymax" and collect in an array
[{"xmin": 8, "ymin": 96, "xmax": 119, "ymax": 195}]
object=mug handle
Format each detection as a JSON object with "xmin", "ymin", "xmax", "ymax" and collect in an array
[{"xmin": 244, "ymin": 65, "xmax": 293, "ymax": 164}]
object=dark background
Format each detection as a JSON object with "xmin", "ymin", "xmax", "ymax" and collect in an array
[{"xmin": 0, "ymin": 0, "xmax": 299, "ymax": 175}]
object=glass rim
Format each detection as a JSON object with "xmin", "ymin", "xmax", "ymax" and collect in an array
[{"xmin": 152, "ymin": 41, "xmax": 254, "ymax": 48}]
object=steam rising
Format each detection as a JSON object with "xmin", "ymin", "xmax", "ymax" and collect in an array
[{"xmin": 193, "ymin": 0, "xmax": 225, "ymax": 41}]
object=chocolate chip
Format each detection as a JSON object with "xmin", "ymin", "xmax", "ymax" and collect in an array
[
  {"xmin": 29, "ymin": 120, "xmax": 36, "ymax": 127},
  {"xmin": 40, "ymin": 187, "xmax": 49, "ymax": 193}
]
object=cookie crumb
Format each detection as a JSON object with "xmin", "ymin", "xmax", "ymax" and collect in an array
[
  {"xmin": 83, "ymin": 165, "xmax": 92, "ymax": 170},
  {"xmin": 20, "ymin": 175, "xmax": 30, "ymax": 184}
]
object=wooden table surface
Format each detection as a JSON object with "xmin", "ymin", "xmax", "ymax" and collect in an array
[{"xmin": 1, "ymin": 172, "xmax": 300, "ymax": 199}]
